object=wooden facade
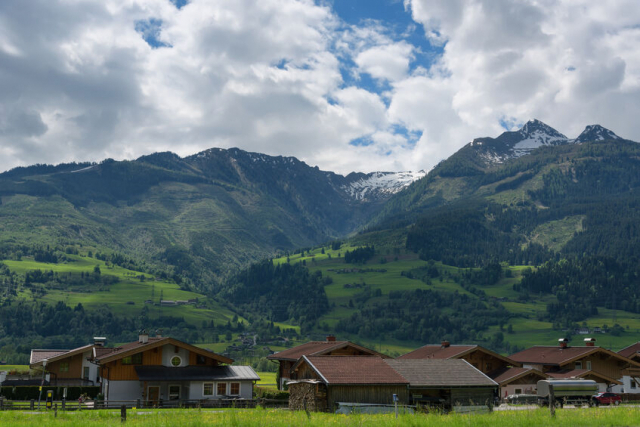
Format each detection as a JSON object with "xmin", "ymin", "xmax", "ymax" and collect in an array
[
  {"xmin": 327, "ymin": 385, "xmax": 408, "ymax": 410},
  {"xmin": 101, "ymin": 346, "xmax": 221, "ymax": 381},
  {"xmin": 47, "ymin": 352, "xmax": 85, "ymax": 379},
  {"xmin": 462, "ymin": 351, "xmax": 511, "ymax": 374}
]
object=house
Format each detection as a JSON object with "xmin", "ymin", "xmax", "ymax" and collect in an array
[
  {"xmin": 616, "ymin": 342, "xmax": 640, "ymax": 393},
  {"xmin": 30, "ymin": 333, "xmax": 259, "ymax": 403},
  {"xmin": 267, "ymin": 336, "xmax": 388, "ymax": 389},
  {"xmin": 288, "ymin": 356, "xmax": 498, "ymax": 412},
  {"xmin": 398, "ymin": 340, "xmax": 520, "ymax": 375},
  {"xmin": 487, "ymin": 367, "xmax": 547, "ymax": 398},
  {"xmin": 509, "ymin": 338, "xmax": 640, "ymax": 392},
  {"xmin": 288, "ymin": 356, "xmax": 409, "ymax": 412},
  {"xmin": 30, "ymin": 341, "xmax": 101, "ymax": 387}
]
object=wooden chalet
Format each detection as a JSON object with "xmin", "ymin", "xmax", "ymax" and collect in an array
[
  {"xmin": 617, "ymin": 342, "xmax": 640, "ymax": 393},
  {"xmin": 288, "ymin": 356, "xmax": 409, "ymax": 412},
  {"xmin": 267, "ymin": 336, "xmax": 388, "ymax": 388},
  {"xmin": 487, "ymin": 367, "xmax": 547, "ymax": 398},
  {"xmin": 509, "ymin": 338, "xmax": 640, "ymax": 392},
  {"xmin": 30, "ymin": 333, "xmax": 259, "ymax": 403},
  {"xmin": 30, "ymin": 341, "xmax": 102, "ymax": 387},
  {"xmin": 288, "ymin": 356, "xmax": 498, "ymax": 412},
  {"xmin": 398, "ymin": 340, "xmax": 520, "ymax": 375}
]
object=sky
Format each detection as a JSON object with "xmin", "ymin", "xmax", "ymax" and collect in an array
[{"xmin": 1, "ymin": 0, "xmax": 640, "ymax": 175}]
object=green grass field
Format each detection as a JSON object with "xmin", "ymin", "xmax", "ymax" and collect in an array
[
  {"xmin": 1, "ymin": 256, "xmax": 239, "ymax": 325},
  {"xmin": 1, "ymin": 406, "xmax": 640, "ymax": 426},
  {"xmin": 0, "ymin": 365, "xmax": 30, "ymax": 373}
]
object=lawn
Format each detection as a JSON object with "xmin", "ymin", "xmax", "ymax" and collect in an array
[{"xmin": 1, "ymin": 406, "xmax": 640, "ymax": 426}]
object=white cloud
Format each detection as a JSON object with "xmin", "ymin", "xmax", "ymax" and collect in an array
[{"xmin": 0, "ymin": 0, "xmax": 638, "ymax": 175}]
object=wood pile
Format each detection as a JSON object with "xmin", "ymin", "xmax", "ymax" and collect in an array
[{"xmin": 288, "ymin": 381, "xmax": 327, "ymax": 412}]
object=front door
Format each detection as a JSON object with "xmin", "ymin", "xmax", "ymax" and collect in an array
[
  {"xmin": 168, "ymin": 385, "xmax": 180, "ymax": 401},
  {"xmin": 148, "ymin": 386, "xmax": 160, "ymax": 405}
]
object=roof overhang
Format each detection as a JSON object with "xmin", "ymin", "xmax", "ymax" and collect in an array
[
  {"xmin": 97, "ymin": 338, "xmax": 233, "ymax": 365},
  {"xmin": 30, "ymin": 344, "xmax": 94, "ymax": 369}
]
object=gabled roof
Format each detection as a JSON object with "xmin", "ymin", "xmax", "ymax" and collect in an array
[
  {"xmin": 618, "ymin": 342, "xmax": 640, "ymax": 359},
  {"xmin": 385, "ymin": 359, "xmax": 497, "ymax": 387},
  {"xmin": 134, "ymin": 365, "xmax": 260, "ymax": 382},
  {"xmin": 509, "ymin": 346, "xmax": 640, "ymax": 368},
  {"xmin": 267, "ymin": 340, "xmax": 387, "ymax": 362},
  {"xmin": 30, "ymin": 344, "xmax": 95, "ymax": 368},
  {"xmin": 488, "ymin": 367, "xmax": 547, "ymax": 385},
  {"xmin": 95, "ymin": 337, "xmax": 233, "ymax": 365},
  {"xmin": 546, "ymin": 369, "xmax": 622, "ymax": 385},
  {"xmin": 30, "ymin": 350, "xmax": 69, "ymax": 365},
  {"xmin": 300, "ymin": 356, "xmax": 408, "ymax": 385},
  {"xmin": 398, "ymin": 344, "xmax": 519, "ymax": 367}
]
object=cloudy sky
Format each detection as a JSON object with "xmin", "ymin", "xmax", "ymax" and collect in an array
[{"xmin": 1, "ymin": 0, "xmax": 639, "ymax": 174}]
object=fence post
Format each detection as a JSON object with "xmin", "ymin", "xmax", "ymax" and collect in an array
[
  {"xmin": 62, "ymin": 400, "xmax": 66, "ymax": 411},
  {"xmin": 549, "ymin": 384, "xmax": 555, "ymax": 417},
  {"xmin": 30, "ymin": 399, "xmax": 35, "ymax": 410},
  {"xmin": 121, "ymin": 405, "xmax": 127, "ymax": 423},
  {"xmin": 136, "ymin": 399, "xmax": 141, "ymax": 409},
  {"xmin": 54, "ymin": 403, "xmax": 58, "ymax": 418}
]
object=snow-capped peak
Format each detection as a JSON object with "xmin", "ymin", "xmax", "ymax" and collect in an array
[
  {"xmin": 343, "ymin": 170, "xmax": 426, "ymax": 201},
  {"xmin": 575, "ymin": 124, "xmax": 621, "ymax": 143},
  {"xmin": 512, "ymin": 119, "xmax": 569, "ymax": 157}
]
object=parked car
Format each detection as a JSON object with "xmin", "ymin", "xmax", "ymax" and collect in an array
[{"xmin": 591, "ymin": 392, "xmax": 622, "ymax": 406}]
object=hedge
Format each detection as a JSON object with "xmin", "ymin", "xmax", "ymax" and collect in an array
[{"xmin": 0, "ymin": 386, "xmax": 100, "ymax": 400}]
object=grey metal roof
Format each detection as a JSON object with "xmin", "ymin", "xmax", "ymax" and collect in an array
[
  {"xmin": 385, "ymin": 359, "xmax": 497, "ymax": 387},
  {"xmin": 134, "ymin": 365, "xmax": 260, "ymax": 382}
]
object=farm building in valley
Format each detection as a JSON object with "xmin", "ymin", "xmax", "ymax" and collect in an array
[
  {"xmin": 288, "ymin": 356, "xmax": 497, "ymax": 412},
  {"xmin": 267, "ymin": 336, "xmax": 388, "ymax": 389}
]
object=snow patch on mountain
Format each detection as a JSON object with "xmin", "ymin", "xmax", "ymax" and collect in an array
[
  {"xmin": 343, "ymin": 170, "xmax": 427, "ymax": 201},
  {"xmin": 511, "ymin": 119, "xmax": 569, "ymax": 157}
]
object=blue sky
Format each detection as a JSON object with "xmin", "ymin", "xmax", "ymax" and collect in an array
[{"xmin": 0, "ymin": 0, "xmax": 638, "ymax": 174}]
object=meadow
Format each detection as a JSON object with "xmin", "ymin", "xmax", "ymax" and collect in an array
[{"xmin": 1, "ymin": 406, "xmax": 639, "ymax": 426}]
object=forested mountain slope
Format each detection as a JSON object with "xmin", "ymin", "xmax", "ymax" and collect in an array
[{"xmin": 0, "ymin": 147, "xmax": 419, "ymax": 289}]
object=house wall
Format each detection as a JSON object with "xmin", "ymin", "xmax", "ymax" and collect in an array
[
  {"xmin": 80, "ymin": 351, "xmax": 99, "ymax": 384},
  {"xmin": 107, "ymin": 380, "xmax": 141, "ymax": 401},
  {"xmin": 463, "ymin": 352, "xmax": 510, "ymax": 374},
  {"xmin": 102, "ymin": 347, "xmax": 163, "ymax": 381},
  {"xmin": 326, "ymin": 385, "xmax": 408, "ymax": 411},
  {"xmin": 571, "ymin": 354, "xmax": 628, "ymax": 380},
  {"xmin": 48, "ymin": 352, "xmax": 84, "ymax": 379},
  {"xmin": 188, "ymin": 380, "xmax": 252, "ymax": 400},
  {"xmin": 161, "ymin": 344, "xmax": 190, "ymax": 367},
  {"xmin": 289, "ymin": 382, "xmax": 328, "ymax": 412}
]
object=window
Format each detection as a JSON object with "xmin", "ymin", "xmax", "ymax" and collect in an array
[
  {"xmin": 83, "ymin": 367, "xmax": 90, "ymax": 380},
  {"xmin": 203, "ymin": 383, "xmax": 214, "ymax": 396},
  {"xmin": 171, "ymin": 356, "xmax": 182, "ymax": 367},
  {"xmin": 217, "ymin": 382, "xmax": 227, "ymax": 396},
  {"xmin": 230, "ymin": 383, "xmax": 240, "ymax": 395},
  {"xmin": 586, "ymin": 361, "xmax": 592, "ymax": 370},
  {"xmin": 575, "ymin": 361, "xmax": 582, "ymax": 369},
  {"xmin": 515, "ymin": 388, "xmax": 522, "ymax": 394},
  {"xmin": 197, "ymin": 355, "xmax": 207, "ymax": 365},
  {"xmin": 632, "ymin": 381, "xmax": 637, "ymax": 389},
  {"xmin": 168, "ymin": 385, "xmax": 180, "ymax": 400},
  {"xmin": 122, "ymin": 353, "xmax": 143, "ymax": 365},
  {"xmin": 59, "ymin": 362, "xmax": 69, "ymax": 372}
]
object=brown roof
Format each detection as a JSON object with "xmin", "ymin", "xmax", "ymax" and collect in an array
[
  {"xmin": 398, "ymin": 344, "xmax": 476, "ymax": 359},
  {"xmin": 30, "ymin": 344, "xmax": 95, "ymax": 367},
  {"xmin": 398, "ymin": 344, "xmax": 519, "ymax": 367},
  {"xmin": 302, "ymin": 356, "xmax": 408, "ymax": 385},
  {"xmin": 95, "ymin": 337, "xmax": 233, "ymax": 365},
  {"xmin": 385, "ymin": 359, "xmax": 497, "ymax": 387},
  {"xmin": 509, "ymin": 346, "xmax": 638, "ymax": 368},
  {"xmin": 267, "ymin": 340, "xmax": 386, "ymax": 362},
  {"xmin": 30, "ymin": 350, "xmax": 69, "ymax": 365},
  {"xmin": 488, "ymin": 367, "xmax": 547, "ymax": 385},
  {"xmin": 618, "ymin": 342, "xmax": 640, "ymax": 359}
]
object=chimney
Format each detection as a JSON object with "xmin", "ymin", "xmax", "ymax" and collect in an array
[
  {"xmin": 326, "ymin": 335, "xmax": 336, "ymax": 342},
  {"xmin": 155, "ymin": 329, "xmax": 162, "ymax": 338},
  {"xmin": 559, "ymin": 338, "xmax": 569, "ymax": 349},
  {"xmin": 441, "ymin": 340, "xmax": 450, "ymax": 348},
  {"xmin": 93, "ymin": 337, "xmax": 106, "ymax": 347},
  {"xmin": 139, "ymin": 330, "xmax": 149, "ymax": 344},
  {"xmin": 584, "ymin": 338, "xmax": 596, "ymax": 347}
]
